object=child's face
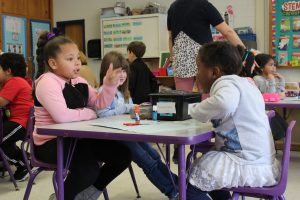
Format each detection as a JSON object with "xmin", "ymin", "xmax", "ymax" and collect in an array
[
  {"xmin": 196, "ymin": 59, "xmax": 219, "ymax": 93},
  {"xmin": 48, "ymin": 43, "xmax": 81, "ymax": 81},
  {"xmin": 263, "ymin": 59, "xmax": 276, "ymax": 74},
  {"xmin": 0, "ymin": 66, "xmax": 10, "ymax": 84},
  {"xmin": 119, "ymin": 69, "xmax": 127, "ymax": 86},
  {"xmin": 127, "ymin": 50, "xmax": 135, "ymax": 63}
]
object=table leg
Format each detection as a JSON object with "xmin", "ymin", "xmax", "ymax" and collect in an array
[
  {"xmin": 166, "ymin": 144, "xmax": 170, "ymax": 167},
  {"xmin": 57, "ymin": 137, "xmax": 64, "ymax": 200},
  {"xmin": 178, "ymin": 144, "xmax": 186, "ymax": 200}
]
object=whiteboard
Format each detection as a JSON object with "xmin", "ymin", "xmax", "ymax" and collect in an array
[{"xmin": 101, "ymin": 15, "xmax": 160, "ymax": 58}]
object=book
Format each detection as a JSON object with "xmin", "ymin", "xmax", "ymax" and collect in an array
[
  {"xmin": 280, "ymin": 18, "xmax": 291, "ymax": 32},
  {"xmin": 293, "ymin": 34, "xmax": 300, "ymax": 48},
  {"xmin": 291, "ymin": 52, "xmax": 300, "ymax": 66},
  {"xmin": 277, "ymin": 52, "xmax": 288, "ymax": 66},
  {"xmin": 293, "ymin": 17, "xmax": 300, "ymax": 32},
  {"xmin": 278, "ymin": 35, "xmax": 290, "ymax": 50}
]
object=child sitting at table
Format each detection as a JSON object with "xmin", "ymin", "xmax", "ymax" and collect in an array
[
  {"xmin": 0, "ymin": 52, "xmax": 33, "ymax": 181},
  {"xmin": 253, "ymin": 53, "xmax": 285, "ymax": 96},
  {"xmin": 187, "ymin": 41, "xmax": 280, "ymax": 200},
  {"xmin": 96, "ymin": 51, "xmax": 179, "ymax": 200},
  {"xmin": 33, "ymin": 31, "xmax": 131, "ymax": 200}
]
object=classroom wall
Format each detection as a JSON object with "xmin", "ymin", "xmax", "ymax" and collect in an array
[{"xmin": 53, "ymin": 0, "xmax": 256, "ymax": 77}]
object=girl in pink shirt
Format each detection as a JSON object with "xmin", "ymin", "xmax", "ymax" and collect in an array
[{"xmin": 33, "ymin": 31, "xmax": 131, "ymax": 200}]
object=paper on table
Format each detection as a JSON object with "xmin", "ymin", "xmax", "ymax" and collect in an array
[{"xmin": 90, "ymin": 120, "xmax": 202, "ymax": 134}]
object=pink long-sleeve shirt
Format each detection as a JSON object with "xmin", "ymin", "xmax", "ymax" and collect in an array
[{"xmin": 33, "ymin": 72, "xmax": 118, "ymax": 145}]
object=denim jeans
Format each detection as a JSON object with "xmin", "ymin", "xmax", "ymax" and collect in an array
[
  {"xmin": 122, "ymin": 141, "xmax": 178, "ymax": 198},
  {"xmin": 187, "ymin": 183, "xmax": 231, "ymax": 200}
]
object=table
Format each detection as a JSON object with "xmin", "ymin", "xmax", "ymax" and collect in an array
[
  {"xmin": 265, "ymin": 97, "xmax": 300, "ymax": 119},
  {"xmin": 37, "ymin": 115, "xmax": 214, "ymax": 200}
]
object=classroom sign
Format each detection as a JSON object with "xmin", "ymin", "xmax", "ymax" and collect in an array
[{"xmin": 271, "ymin": 0, "xmax": 300, "ymax": 67}]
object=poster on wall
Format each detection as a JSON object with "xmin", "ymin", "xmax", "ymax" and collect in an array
[
  {"xmin": 271, "ymin": 0, "xmax": 300, "ymax": 67},
  {"xmin": 30, "ymin": 20, "xmax": 51, "ymax": 78},
  {"xmin": 1, "ymin": 15, "xmax": 27, "ymax": 57}
]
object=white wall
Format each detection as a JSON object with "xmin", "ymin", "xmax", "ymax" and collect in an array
[{"xmin": 53, "ymin": 0, "xmax": 256, "ymax": 78}]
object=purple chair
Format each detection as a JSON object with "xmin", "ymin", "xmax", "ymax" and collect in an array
[
  {"xmin": 186, "ymin": 110, "xmax": 276, "ymax": 169},
  {"xmin": 228, "ymin": 120, "xmax": 296, "ymax": 200},
  {"xmin": 0, "ymin": 109, "xmax": 19, "ymax": 190},
  {"xmin": 22, "ymin": 113, "xmax": 140, "ymax": 200}
]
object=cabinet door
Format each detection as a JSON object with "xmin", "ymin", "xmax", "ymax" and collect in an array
[
  {"xmin": 27, "ymin": 0, "xmax": 51, "ymax": 19},
  {"xmin": 0, "ymin": 0, "xmax": 27, "ymax": 15}
]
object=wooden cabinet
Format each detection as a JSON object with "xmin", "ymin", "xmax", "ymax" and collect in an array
[
  {"xmin": 27, "ymin": 0, "xmax": 51, "ymax": 19},
  {"xmin": 0, "ymin": 0, "xmax": 27, "ymax": 15}
]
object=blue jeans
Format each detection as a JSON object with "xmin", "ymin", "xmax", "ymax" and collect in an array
[
  {"xmin": 122, "ymin": 141, "xmax": 178, "ymax": 198},
  {"xmin": 187, "ymin": 183, "xmax": 231, "ymax": 200}
]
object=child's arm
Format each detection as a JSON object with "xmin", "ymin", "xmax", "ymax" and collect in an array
[
  {"xmin": 36, "ymin": 78, "xmax": 97, "ymax": 123},
  {"xmin": 88, "ymin": 64, "xmax": 121, "ymax": 109},
  {"xmin": 189, "ymin": 82, "xmax": 240, "ymax": 122},
  {"xmin": 0, "ymin": 97, "xmax": 9, "ymax": 107}
]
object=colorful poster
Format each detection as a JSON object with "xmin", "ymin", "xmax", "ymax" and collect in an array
[
  {"xmin": 30, "ymin": 20, "xmax": 51, "ymax": 78},
  {"xmin": 2, "ymin": 15, "xmax": 27, "ymax": 57},
  {"xmin": 271, "ymin": 0, "xmax": 300, "ymax": 67}
]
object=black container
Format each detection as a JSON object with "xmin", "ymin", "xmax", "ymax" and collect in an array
[{"xmin": 149, "ymin": 90, "xmax": 201, "ymax": 121}]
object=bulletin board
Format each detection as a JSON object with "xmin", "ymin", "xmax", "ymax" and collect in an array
[
  {"xmin": 1, "ymin": 15, "xmax": 27, "ymax": 57},
  {"xmin": 101, "ymin": 14, "xmax": 164, "ymax": 58},
  {"xmin": 270, "ymin": 0, "xmax": 300, "ymax": 67}
]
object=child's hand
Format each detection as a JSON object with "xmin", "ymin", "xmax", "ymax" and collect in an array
[
  {"xmin": 273, "ymin": 72, "xmax": 283, "ymax": 79},
  {"xmin": 105, "ymin": 63, "xmax": 122, "ymax": 86}
]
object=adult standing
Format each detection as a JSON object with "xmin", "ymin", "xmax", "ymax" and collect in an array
[
  {"xmin": 168, "ymin": 0, "xmax": 245, "ymax": 92},
  {"xmin": 167, "ymin": 2, "xmax": 245, "ymax": 195}
]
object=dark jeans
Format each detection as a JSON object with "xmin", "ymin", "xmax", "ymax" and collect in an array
[
  {"xmin": 1, "ymin": 121, "xmax": 26, "ymax": 167},
  {"xmin": 122, "ymin": 141, "xmax": 178, "ymax": 198},
  {"xmin": 187, "ymin": 183, "xmax": 231, "ymax": 200},
  {"xmin": 36, "ymin": 138, "xmax": 132, "ymax": 200}
]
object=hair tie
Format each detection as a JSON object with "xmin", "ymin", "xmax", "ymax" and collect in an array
[{"xmin": 47, "ymin": 28, "xmax": 63, "ymax": 41}]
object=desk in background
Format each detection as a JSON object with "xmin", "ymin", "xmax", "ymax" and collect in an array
[{"xmin": 37, "ymin": 115, "xmax": 214, "ymax": 200}]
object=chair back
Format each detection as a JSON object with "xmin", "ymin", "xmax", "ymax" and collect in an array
[
  {"xmin": 276, "ymin": 120, "xmax": 296, "ymax": 194},
  {"xmin": 28, "ymin": 108, "xmax": 56, "ymax": 169},
  {"xmin": 25, "ymin": 107, "xmax": 35, "ymax": 139}
]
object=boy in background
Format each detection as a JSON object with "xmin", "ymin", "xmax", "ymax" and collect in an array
[
  {"xmin": 0, "ymin": 53, "xmax": 33, "ymax": 181},
  {"xmin": 127, "ymin": 41, "xmax": 158, "ymax": 104}
]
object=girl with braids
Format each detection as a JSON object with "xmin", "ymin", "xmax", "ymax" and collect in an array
[
  {"xmin": 33, "ymin": 31, "xmax": 132, "ymax": 200},
  {"xmin": 96, "ymin": 51, "xmax": 179, "ymax": 200}
]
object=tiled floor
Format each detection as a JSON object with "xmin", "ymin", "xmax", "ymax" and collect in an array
[{"xmin": 0, "ymin": 147, "xmax": 299, "ymax": 200}]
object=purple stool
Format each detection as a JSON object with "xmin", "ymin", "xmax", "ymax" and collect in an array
[{"xmin": 227, "ymin": 120, "xmax": 296, "ymax": 200}]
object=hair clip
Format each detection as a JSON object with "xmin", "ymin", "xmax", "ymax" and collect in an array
[{"xmin": 46, "ymin": 28, "xmax": 63, "ymax": 41}]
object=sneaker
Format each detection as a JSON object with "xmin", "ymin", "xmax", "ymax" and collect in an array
[
  {"xmin": 13, "ymin": 166, "xmax": 29, "ymax": 182},
  {"xmin": 49, "ymin": 193, "xmax": 57, "ymax": 200},
  {"xmin": 169, "ymin": 193, "xmax": 179, "ymax": 200}
]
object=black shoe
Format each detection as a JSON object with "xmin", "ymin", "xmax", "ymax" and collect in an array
[
  {"xmin": 172, "ymin": 147, "xmax": 178, "ymax": 164},
  {"xmin": 13, "ymin": 166, "xmax": 29, "ymax": 182}
]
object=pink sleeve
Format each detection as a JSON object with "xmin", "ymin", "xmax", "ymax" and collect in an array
[
  {"xmin": 36, "ymin": 77, "xmax": 97, "ymax": 123},
  {"xmin": 87, "ymin": 77, "xmax": 118, "ymax": 109}
]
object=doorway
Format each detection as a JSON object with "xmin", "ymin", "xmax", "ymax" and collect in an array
[{"xmin": 56, "ymin": 19, "xmax": 85, "ymax": 53}]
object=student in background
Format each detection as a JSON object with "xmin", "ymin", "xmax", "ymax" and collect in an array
[
  {"xmin": 34, "ymin": 32, "xmax": 131, "ymax": 200},
  {"xmin": 128, "ymin": 41, "xmax": 158, "ymax": 104},
  {"xmin": 186, "ymin": 41, "xmax": 280, "ymax": 200},
  {"xmin": 253, "ymin": 53, "xmax": 285, "ymax": 96},
  {"xmin": 97, "ymin": 51, "xmax": 179, "ymax": 200},
  {"xmin": 79, "ymin": 51, "xmax": 98, "ymax": 88},
  {"xmin": 0, "ymin": 52, "xmax": 34, "ymax": 181}
]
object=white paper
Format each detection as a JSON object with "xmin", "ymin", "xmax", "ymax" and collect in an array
[{"xmin": 157, "ymin": 102, "xmax": 176, "ymax": 114}]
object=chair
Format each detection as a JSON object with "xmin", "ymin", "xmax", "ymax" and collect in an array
[
  {"xmin": 228, "ymin": 120, "xmax": 296, "ymax": 200},
  {"xmin": 0, "ymin": 109, "xmax": 19, "ymax": 190},
  {"xmin": 22, "ymin": 113, "xmax": 141, "ymax": 200},
  {"xmin": 186, "ymin": 110, "xmax": 276, "ymax": 169}
]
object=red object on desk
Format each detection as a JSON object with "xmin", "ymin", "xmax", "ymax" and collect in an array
[
  {"xmin": 158, "ymin": 68, "xmax": 167, "ymax": 76},
  {"xmin": 123, "ymin": 123, "xmax": 139, "ymax": 126}
]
